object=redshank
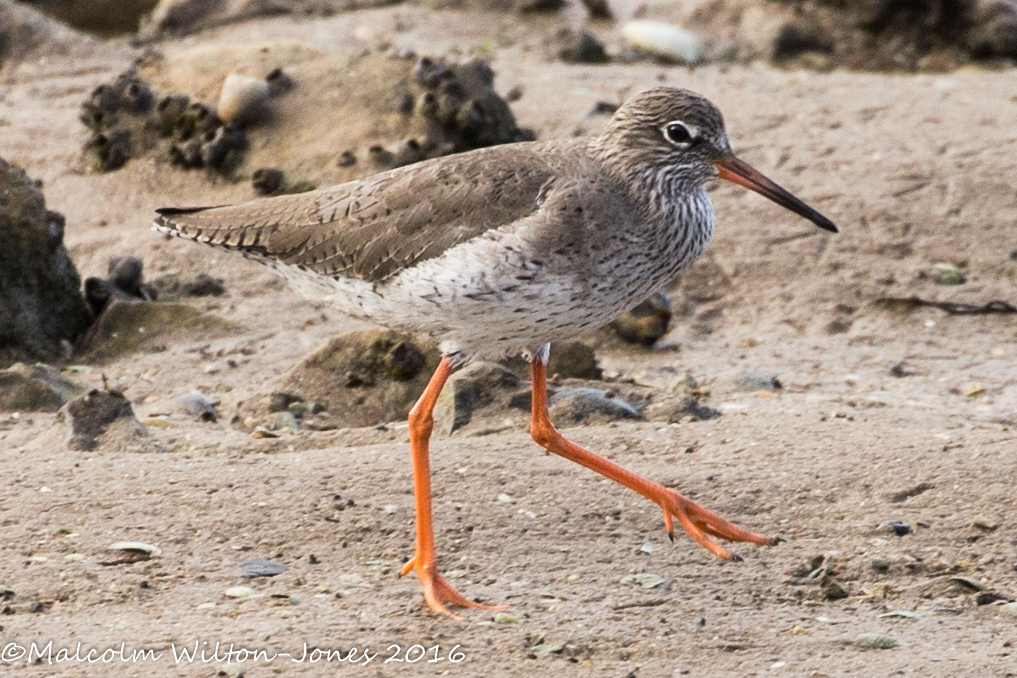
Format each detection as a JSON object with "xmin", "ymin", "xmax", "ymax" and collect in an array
[{"xmin": 154, "ymin": 87, "xmax": 837, "ymax": 618}]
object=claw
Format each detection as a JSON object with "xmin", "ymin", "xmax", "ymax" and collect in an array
[
  {"xmin": 403, "ymin": 554, "xmax": 505, "ymax": 619},
  {"xmin": 656, "ymin": 488, "xmax": 771, "ymax": 561}
]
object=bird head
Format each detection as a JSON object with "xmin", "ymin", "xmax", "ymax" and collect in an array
[{"xmin": 597, "ymin": 87, "xmax": 837, "ymax": 233}]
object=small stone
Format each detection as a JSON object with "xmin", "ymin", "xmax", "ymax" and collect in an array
[
  {"xmin": 547, "ymin": 26, "xmax": 609, "ymax": 63},
  {"xmin": 883, "ymin": 520, "xmax": 911, "ymax": 537},
  {"xmin": 549, "ymin": 387, "xmax": 641, "ymax": 424},
  {"xmin": 63, "ymin": 554, "xmax": 84, "ymax": 562},
  {"xmin": 736, "ymin": 370, "xmax": 782, "ymax": 391},
  {"xmin": 821, "ymin": 579, "xmax": 848, "ymax": 600},
  {"xmin": 622, "ymin": 573, "xmax": 666, "ymax": 589},
  {"xmin": 173, "ymin": 391, "xmax": 219, "ymax": 422},
  {"xmin": 998, "ymin": 602, "xmax": 1017, "ymax": 618},
  {"xmin": 252, "ymin": 168, "xmax": 285, "ymax": 196},
  {"xmin": 622, "ymin": 21, "xmax": 702, "ymax": 64},
  {"xmin": 527, "ymin": 643, "xmax": 564, "ymax": 657},
  {"xmin": 224, "ymin": 586, "xmax": 257, "ymax": 599},
  {"xmin": 494, "ymin": 612, "xmax": 518, "ymax": 623},
  {"xmin": 103, "ymin": 541, "xmax": 161, "ymax": 564},
  {"xmin": 496, "ymin": 493, "xmax": 514, "ymax": 503},
  {"xmin": 854, "ymin": 633, "xmax": 901, "ymax": 649},
  {"xmin": 934, "ymin": 262, "xmax": 965, "ymax": 286},
  {"xmin": 548, "ymin": 341, "xmax": 601, "ymax": 379},
  {"xmin": 973, "ymin": 515, "xmax": 999, "ymax": 531},
  {"xmin": 239, "ymin": 559, "xmax": 288, "ymax": 578},
  {"xmin": 610, "ymin": 292, "xmax": 671, "ymax": 346},
  {"xmin": 870, "ymin": 557, "xmax": 892, "ymax": 572},
  {"xmin": 217, "ymin": 73, "xmax": 270, "ymax": 126},
  {"xmin": 195, "ymin": 602, "xmax": 215, "ymax": 610}
]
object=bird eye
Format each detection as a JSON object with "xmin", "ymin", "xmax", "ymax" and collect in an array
[{"xmin": 664, "ymin": 122, "xmax": 693, "ymax": 145}]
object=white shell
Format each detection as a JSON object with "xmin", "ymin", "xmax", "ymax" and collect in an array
[
  {"xmin": 216, "ymin": 73, "xmax": 270, "ymax": 126},
  {"xmin": 622, "ymin": 21, "xmax": 702, "ymax": 64}
]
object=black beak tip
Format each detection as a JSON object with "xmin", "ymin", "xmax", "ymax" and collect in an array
[{"xmin": 817, "ymin": 217, "xmax": 839, "ymax": 234}]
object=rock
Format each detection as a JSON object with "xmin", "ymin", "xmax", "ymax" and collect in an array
[
  {"xmin": 999, "ymin": 602, "xmax": 1017, "ymax": 617},
  {"xmin": 434, "ymin": 362, "xmax": 522, "ymax": 435},
  {"xmin": 821, "ymin": 578, "xmax": 848, "ymax": 600},
  {"xmin": 149, "ymin": 271, "xmax": 226, "ymax": 298},
  {"xmin": 224, "ymin": 586, "xmax": 257, "ymax": 599},
  {"xmin": 622, "ymin": 21, "xmax": 703, "ymax": 64},
  {"xmin": 217, "ymin": 73, "xmax": 270, "ymax": 126},
  {"xmin": 0, "ymin": 363, "xmax": 85, "ymax": 412},
  {"xmin": 239, "ymin": 559, "xmax": 288, "ymax": 578},
  {"xmin": 644, "ymin": 394, "xmax": 720, "ymax": 423},
  {"xmin": 173, "ymin": 391, "xmax": 219, "ymax": 422},
  {"xmin": 621, "ymin": 573, "xmax": 666, "ymax": 589},
  {"xmin": 610, "ymin": 293, "xmax": 672, "ymax": 346},
  {"xmin": 62, "ymin": 389, "xmax": 163, "ymax": 453},
  {"xmin": 973, "ymin": 515, "xmax": 999, "ymax": 531},
  {"xmin": 736, "ymin": 370, "xmax": 782, "ymax": 391},
  {"xmin": 547, "ymin": 26, "xmax": 609, "ymax": 63},
  {"xmin": 80, "ymin": 298, "xmax": 230, "ymax": 362},
  {"xmin": 241, "ymin": 331, "xmax": 440, "ymax": 431},
  {"xmin": 103, "ymin": 541, "xmax": 161, "ymax": 564},
  {"xmin": 252, "ymin": 167, "xmax": 286, "ymax": 196},
  {"xmin": 580, "ymin": 0, "xmax": 612, "ymax": 19},
  {"xmin": 547, "ymin": 341, "xmax": 601, "ymax": 380},
  {"xmin": 966, "ymin": 0, "xmax": 1017, "ymax": 58},
  {"xmin": 854, "ymin": 633, "xmax": 901, "ymax": 649},
  {"xmin": 870, "ymin": 557, "xmax": 892, "ymax": 572},
  {"xmin": 0, "ymin": 160, "xmax": 91, "ymax": 367},
  {"xmin": 882, "ymin": 520, "xmax": 910, "ymax": 537},
  {"xmin": 770, "ymin": 18, "xmax": 835, "ymax": 63},
  {"xmin": 22, "ymin": 0, "xmax": 157, "ymax": 36},
  {"xmin": 548, "ymin": 387, "xmax": 641, "ymax": 425}
]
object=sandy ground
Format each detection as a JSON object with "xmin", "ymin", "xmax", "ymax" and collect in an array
[{"xmin": 2, "ymin": 4, "xmax": 1017, "ymax": 677}]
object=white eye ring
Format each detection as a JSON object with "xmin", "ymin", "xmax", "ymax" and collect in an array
[{"xmin": 663, "ymin": 121, "xmax": 696, "ymax": 145}]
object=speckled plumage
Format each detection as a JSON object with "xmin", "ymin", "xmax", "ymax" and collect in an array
[{"xmin": 154, "ymin": 87, "xmax": 831, "ymax": 361}]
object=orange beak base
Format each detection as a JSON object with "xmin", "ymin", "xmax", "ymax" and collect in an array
[{"xmin": 714, "ymin": 155, "xmax": 838, "ymax": 233}]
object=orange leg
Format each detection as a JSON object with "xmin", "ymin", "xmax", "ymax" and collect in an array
[
  {"xmin": 529, "ymin": 355, "xmax": 776, "ymax": 560},
  {"xmin": 400, "ymin": 356, "xmax": 505, "ymax": 619}
]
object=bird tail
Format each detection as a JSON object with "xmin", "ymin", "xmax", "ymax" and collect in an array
[{"xmin": 152, "ymin": 205, "xmax": 272, "ymax": 255}]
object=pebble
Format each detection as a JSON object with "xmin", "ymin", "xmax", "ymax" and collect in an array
[
  {"xmin": 527, "ymin": 643, "xmax": 564, "ymax": 657},
  {"xmin": 252, "ymin": 167, "xmax": 286, "ymax": 196},
  {"xmin": 496, "ymin": 493, "xmax": 514, "ymax": 503},
  {"xmin": 494, "ymin": 612, "xmax": 518, "ymax": 623},
  {"xmin": 854, "ymin": 633, "xmax": 901, "ymax": 649},
  {"xmin": 548, "ymin": 387, "xmax": 640, "ymax": 424},
  {"xmin": 195, "ymin": 602, "xmax": 216, "ymax": 610},
  {"xmin": 820, "ymin": 579, "xmax": 848, "ymax": 600},
  {"xmin": 998, "ymin": 602, "xmax": 1017, "ymax": 618},
  {"xmin": 622, "ymin": 21, "xmax": 702, "ymax": 64},
  {"xmin": 239, "ymin": 559, "xmax": 288, "ymax": 578},
  {"xmin": 224, "ymin": 586, "xmax": 257, "ymax": 599},
  {"xmin": 736, "ymin": 370, "xmax": 782, "ymax": 391},
  {"xmin": 217, "ymin": 73, "xmax": 270, "ymax": 126},
  {"xmin": 610, "ymin": 292, "xmax": 671, "ymax": 346},
  {"xmin": 108, "ymin": 541, "xmax": 161, "ymax": 557},
  {"xmin": 973, "ymin": 515, "xmax": 999, "ymax": 531},
  {"xmin": 883, "ymin": 520, "xmax": 911, "ymax": 537},
  {"xmin": 63, "ymin": 554, "xmax": 84, "ymax": 562},
  {"xmin": 173, "ymin": 391, "xmax": 219, "ymax": 422},
  {"xmin": 870, "ymin": 557, "xmax": 892, "ymax": 572},
  {"xmin": 621, "ymin": 573, "xmax": 666, "ymax": 589}
]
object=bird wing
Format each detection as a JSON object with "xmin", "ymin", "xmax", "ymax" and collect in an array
[{"xmin": 153, "ymin": 142, "xmax": 566, "ymax": 283}]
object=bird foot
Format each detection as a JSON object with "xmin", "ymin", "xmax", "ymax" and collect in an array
[
  {"xmin": 400, "ymin": 555, "xmax": 505, "ymax": 620},
  {"xmin": 656, "ymin": 488, "xmax": 777, "ymax": 560}
]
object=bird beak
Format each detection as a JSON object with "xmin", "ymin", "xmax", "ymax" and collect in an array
[{"xmin": 713, "ymin": 155, "xmax": 838, "ymax": 233}]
